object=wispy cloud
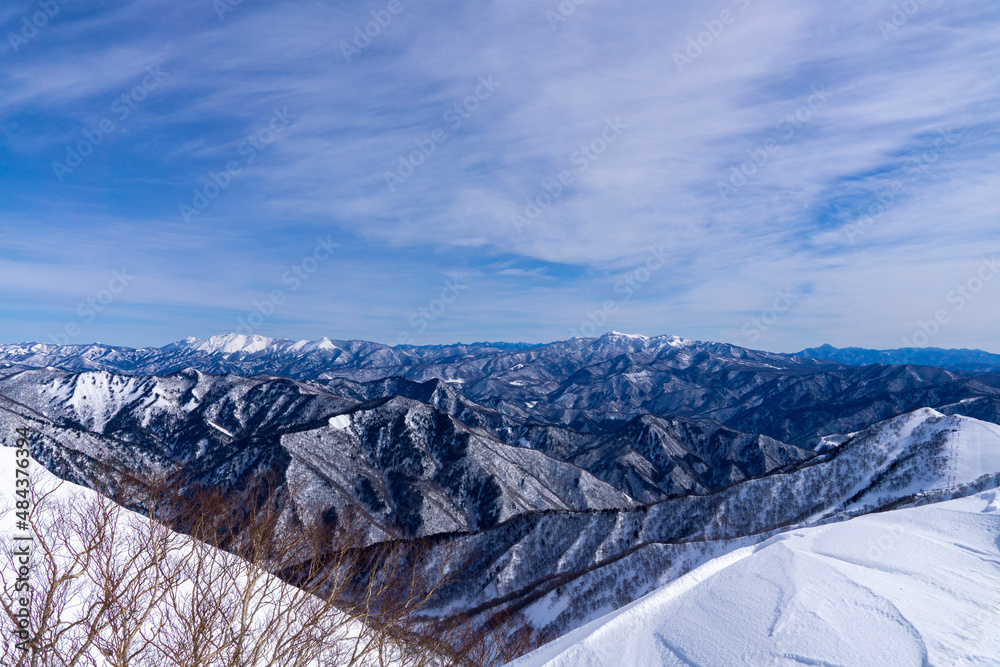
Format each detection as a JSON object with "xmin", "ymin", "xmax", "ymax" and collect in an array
[{"xmin": 1, "ymin": 0, "xmax": 998, "ymax": 350}]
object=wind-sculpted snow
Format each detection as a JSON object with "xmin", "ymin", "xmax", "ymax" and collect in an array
[{"xmin": 510, "ymin": 490, "xmax": 1000, "ymax": 666}]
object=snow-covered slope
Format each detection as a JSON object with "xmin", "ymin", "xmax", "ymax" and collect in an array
[
  {"xmin": 0, "ymin": 450, "xmax": 413, "ymax": 666},
  {"xmin": 827, "ymin": 408, "xmax": 1000, "ymax": 516},
  {"xmin": 511, "ymin": 490, "xmax": 1000, "ymax": 666}
]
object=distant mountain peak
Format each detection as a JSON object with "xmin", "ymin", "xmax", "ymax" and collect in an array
[
  {"xmin": 190, "ymin": 333, "xmax": 275, "ymax": 354},
  {"xmin": 603, "ymin": 331, "xmax": 648, "ymax": 339},
  {"xmin": 598, "ymin": 331, "xmax": 691, "ymax": 344},
  {"xmin": 797, "ymin": 343, "xmax": 1000, "ymax": 373}
]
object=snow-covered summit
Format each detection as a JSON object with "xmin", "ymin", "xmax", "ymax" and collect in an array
[
  {"xmin": 186, "ymin": 333, "xmax": 276, "ymax": 355},
  {"xmin": 603, "ymin": 331, "xmax": 647, "ymax": 339},
  {"xmin": 597, "ymin": 331, "xmax": 691, "ymax": 346},
  {"xmin": 177, "ymin": 333, "xmax": 352, "ymax": 357}
]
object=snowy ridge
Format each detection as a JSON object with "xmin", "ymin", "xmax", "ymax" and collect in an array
[
  {"xmin": 184, "ymin": 333, "xmax": 345, "ymax": 356},
  {"xmin": 831, "ymin": 408, "xmax": 1000, "ymax": 516},
  {"xmin": 188, "ymin": 333, "xmax": 274, "ymax": 354},
  {"xmin": 511, "ymin": 491, "xmax": 1000, "ymax": 666},
  {"xmin": 514, "ymin": 545, "xmax": 758, "ymax": 667}
]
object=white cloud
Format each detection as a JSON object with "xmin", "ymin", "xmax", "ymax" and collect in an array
[{"xmin": 1, "ymin": 0, "xmax": 998, "ymax": 349}]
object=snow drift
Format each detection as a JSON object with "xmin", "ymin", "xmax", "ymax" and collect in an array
[{"xmin": 511, "ymin": 490, "xmax": 1000, "ymax": 666}]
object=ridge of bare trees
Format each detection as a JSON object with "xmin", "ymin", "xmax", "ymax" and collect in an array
[{"xmin": 1, "ymin": 461, "xmax": 542, "ymax": 666}]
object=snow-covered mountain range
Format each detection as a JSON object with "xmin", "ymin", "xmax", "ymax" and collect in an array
[
  {"xmin": 798, "ymin": 342, "xmax": 1000, "ymax": 373},
  {"xmin": 5, "ymin": 332, "xmax": 999, "ymax": 378},
  {"xmin": 2, "ymin": 332, "xmax": 1000, "ymax": 662},
  {"xmin": 4, "ymin": 332, "xmax": 1000, "ymax": 445}
]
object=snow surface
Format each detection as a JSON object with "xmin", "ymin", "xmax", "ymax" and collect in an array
[
  {"xmin": 328, "ymin": 413, "xmax": 352, "ymax": 430},
  {"xmin": 510, "ymin": 491, "xmax": 1000, "ymax": 666}
]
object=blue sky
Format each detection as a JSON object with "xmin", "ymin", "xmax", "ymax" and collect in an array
[{"xmin": 1, "ymin": 0, "xmax": 998, "ymax": 351}]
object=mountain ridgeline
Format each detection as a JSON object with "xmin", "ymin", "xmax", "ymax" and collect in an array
[{"xmin": 2, "ymin": 332, "xmax": 1000, "ymax": 642}]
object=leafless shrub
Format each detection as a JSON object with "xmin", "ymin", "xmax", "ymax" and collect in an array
[{"xmin": 1, "ymin": 468, "xmax": 544, "ymax": 666}]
